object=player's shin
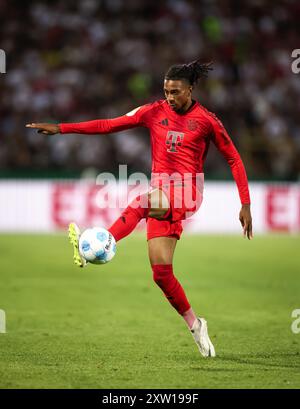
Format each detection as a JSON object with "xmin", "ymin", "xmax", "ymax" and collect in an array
[
  {"xmin": 151, "ymin": 264, "xmax": 191, "ymax": 315},
  {"xmin": 108, "ymin": 194, "xmax": 149, "ymax": 242},
  {"xmin": 152, "ymin": 264, "xmax": 216, "ymax": 357}
]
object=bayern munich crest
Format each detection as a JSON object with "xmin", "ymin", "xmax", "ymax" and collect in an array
[{"xmin": 187, "ymin": 119, "xmax": 200, "ymax": 131}]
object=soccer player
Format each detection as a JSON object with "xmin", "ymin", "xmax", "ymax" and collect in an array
[{"xmin": 26, "ymin": 60, "xmax": 253, "ymax": 358}]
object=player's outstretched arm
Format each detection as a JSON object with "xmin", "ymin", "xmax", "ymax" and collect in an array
[
  {"xmin": 26, "ymin": 105, "xmax": 152, "ymax": 136},
  {"xmin": 26, "ymin": 123, "xmax": 59, "ymax": 135}
]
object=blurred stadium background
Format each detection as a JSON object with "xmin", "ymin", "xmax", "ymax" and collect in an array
[
  {"xmin": 0, "ymin": 0, "xmax": 300, "ymax": 389},
  {"xmin": 0, "ymin": 0, "xmax": 299, "ymax": 233}
]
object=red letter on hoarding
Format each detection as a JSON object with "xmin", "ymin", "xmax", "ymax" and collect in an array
[
  {"xmin": 52, "ymin": 183, "xmax": 120, "ymax": 230},
  {"xmin": 52, "ymin": 183, "xmax": 76, "ymax": 228},
  {"xmin": 266, "ymin": 187, "xmax": 290, "ymax": 231}
]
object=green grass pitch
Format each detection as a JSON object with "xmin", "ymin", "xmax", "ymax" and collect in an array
[{"xmin": 0, "ymin": 233, "xmax": 299, "ymax": 389}]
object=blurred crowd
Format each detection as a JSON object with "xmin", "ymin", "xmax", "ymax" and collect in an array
[{"xmin": 0, "ymin": 0, "xmax": 300, "ymax": 180}]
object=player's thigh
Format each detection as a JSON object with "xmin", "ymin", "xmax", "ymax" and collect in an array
[
  {"xmin": 148, "ymin": 188, "xmax": 169, "ymax": 219},
  {"xmin": 148, "ymin": 236, "xmax": 177, "ymax": 266}
]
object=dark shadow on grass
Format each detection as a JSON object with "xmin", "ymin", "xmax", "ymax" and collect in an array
[
  {"xmin": 219, "ymin": 352, "xmax": 300, "ymax": 370},
  {"xmin": 190, "ymin": 367, "xmax": 245, "ymax": 372}
]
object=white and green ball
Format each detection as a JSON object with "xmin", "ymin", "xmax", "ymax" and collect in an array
[{"xmin": 79, "ymin": 227, "xmax": 116, "ymax": 265}]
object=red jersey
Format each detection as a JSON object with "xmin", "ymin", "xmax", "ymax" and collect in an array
[{"xmin": 59, "ymin": 100, "xmax": 250, "ymax": 204}]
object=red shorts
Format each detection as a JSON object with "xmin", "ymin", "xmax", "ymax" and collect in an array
[{"xmin": 147, "ymin": 179, "xmax": 204, "ymax": 241}]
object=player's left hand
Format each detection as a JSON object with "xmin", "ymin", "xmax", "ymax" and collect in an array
[{"xmin": 239, "ymin": 204, "xmax": 253, "ymax": 240}]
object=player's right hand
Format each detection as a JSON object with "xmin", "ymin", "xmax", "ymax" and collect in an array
[{"xmin": 25, "ymin": 123, "xmax": 60, "ymax": 135}]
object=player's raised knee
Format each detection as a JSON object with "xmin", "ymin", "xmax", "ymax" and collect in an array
[{"xmin": 148, "ymin": 188, "xmax": 169, "ymax": 219}]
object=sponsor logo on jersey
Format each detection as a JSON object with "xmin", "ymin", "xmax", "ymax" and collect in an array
[{"xmin": 166, "ymin": 131, "xmax": 184, "ymax": 152}]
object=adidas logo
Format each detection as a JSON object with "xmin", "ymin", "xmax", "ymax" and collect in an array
[{"xmin": 160, "ymin": 118, "xmax": 169, "ymax": 126}]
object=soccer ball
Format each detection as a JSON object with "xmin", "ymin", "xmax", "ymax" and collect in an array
[{"xmin": 79, "ymin": 227, "xmax": 116, "ymax": 265}]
